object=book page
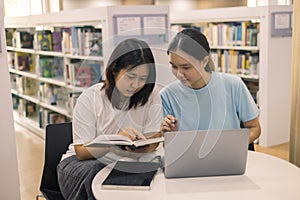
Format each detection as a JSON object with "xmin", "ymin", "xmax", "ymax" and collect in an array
[
  {"xmin": 85, "ymin": 134, "xmax": 164, "ymax": 148},
  {"xmin": 132, "ymin": 137, "xmax": 164, "ymax": 147},
  {"xmin": 85, "ymin": 134, "xmax": 133, "ymax": 147}
]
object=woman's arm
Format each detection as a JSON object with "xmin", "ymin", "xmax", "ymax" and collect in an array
[
  {"xmin": 242, "ymin": 117, "xmax": 261, "ymax": 144},
  {"xmin": 74, "ymin": 145, "xmax": 110, "ymax": 160}
]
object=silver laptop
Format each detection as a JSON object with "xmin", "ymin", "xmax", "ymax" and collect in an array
[{"xmin": 163, "ymin": 129, "xmax": 250, "ymax": 178}]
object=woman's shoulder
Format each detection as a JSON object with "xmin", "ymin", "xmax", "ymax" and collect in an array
[
  {"xmin": 160, "ymin": 80, "xmax": 181, "ymax": 94},
  {"xmin": 214, "ymin": 72, "xmax": 243, "ymax": 84},
  {"xmin": 82, "ymin": 82, "xmax": 104, "ymax": 93},
  {"xmin": 77, "ymin": 82, "xmax": 105, "ymax": 101}
]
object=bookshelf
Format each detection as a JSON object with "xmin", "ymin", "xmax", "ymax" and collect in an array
[
  {"xmin": 170, "ymin": 5, "xmax": 293, "ymax": 147},
  {"xmin": 5, "ymin": 5, "xmax": 169, "ymax": 138}
]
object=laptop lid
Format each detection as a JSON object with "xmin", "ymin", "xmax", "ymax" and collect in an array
[{"xmin": 164, "ymin": 129, "xmax": 250, "ymax": 178}]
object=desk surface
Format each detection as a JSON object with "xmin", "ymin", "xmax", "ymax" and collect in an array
[{"xmin": 92, "ymin": 151, "xmax": 300, "ymax": 200}]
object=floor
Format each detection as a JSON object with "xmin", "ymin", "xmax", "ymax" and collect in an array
[{"xmin": 14, "ymin": 123, "xmax": 290, "ymax": 200}]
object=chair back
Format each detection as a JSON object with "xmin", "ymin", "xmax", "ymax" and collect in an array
[{"xmin": 40, "ymin": 122, "xmax": 73, "ymax": 199}]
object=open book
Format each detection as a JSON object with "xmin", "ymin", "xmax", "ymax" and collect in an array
[
  {"xmin": 84, "ymin": 134, "xmax": 164, "ymax": 148},
  {"xmin": 102, "ymin": 161, "xmax": 160, "ymax": 190}
]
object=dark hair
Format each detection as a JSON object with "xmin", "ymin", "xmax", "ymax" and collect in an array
[
  {"xmin": 167, "ymin": 28, "xmax": 213, "ymax": 72},
  {"xmin": 103, "ymin": 38, "xmax": 156, "ymax": 109}
]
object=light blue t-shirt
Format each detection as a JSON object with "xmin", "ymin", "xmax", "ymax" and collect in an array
[{"xmin": 160, "ymin": 72, "xmax": 259, "ymax": 131}]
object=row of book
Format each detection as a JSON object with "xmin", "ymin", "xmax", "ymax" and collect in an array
[
  {"xmin": 13, "ymin": 76, "xmax": 37, "ymax": 96},
  {"xmin": 211, "ymin": 49, "xmax": 259, "ymax": 76},
  {"xmin": 171, "ymin": 21, "xmax": 259, "ymax": 47},
  {"xmin": 10, "ymin": 72, "xmax": 82, "ymax": 113},
  {"xmin": 39, "ymin": 108, "xmax": 67, "ymax": 129},
  {"xmin": 15, "ymin": 95, "xmax": 68, "ymax": 128},
  {"xmin": 12, "ymin": 93, "xmax": 79, "ymax": 129},
  {"xmin": 204, "ymin": 22, "xmax": 259, "ymax": 47},
  {"xmin": 38, "ymin": 83, "xmax": 68, "ymax": 107},
  {"xmin": 9, "ymin": 52, "xmax": 102, "ymax": 88},
  {"xmin": 6, "ymin": 26, "xmax": 103, "ymax": 57},
  {"xmin": 17, "ymin": 98, "xmax": 37, "ymax": 118},
  {"xmin": 64, "ymin": 59, "xmax": 102, "ymax": 87},
  {"xmin": 63, "ymin": 26, "xmax": 103, "ymax": 56}
]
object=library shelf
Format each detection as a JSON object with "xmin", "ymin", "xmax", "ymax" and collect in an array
[{"xmin": 5, "ymin": 5, "xmax": 169, "ymax": 138}]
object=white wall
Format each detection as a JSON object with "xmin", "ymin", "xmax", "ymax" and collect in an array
[
  {"xmin": 62, "ymin": 0, "xmax": 122, "ymax": 10},
  {"xmin": 155, "ymin": 0, "xmax": 199, "ymax": 11},
  {"xmin": 0, "ymin": 0, "xmax": 21, "ymax": 199}
]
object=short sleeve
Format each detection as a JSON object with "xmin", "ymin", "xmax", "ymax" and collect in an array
[{"xmin": 72, "ymin": 87, "xmax": 98, "ymax": 144}]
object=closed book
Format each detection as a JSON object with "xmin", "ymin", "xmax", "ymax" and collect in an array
[
  {"xmin": 102, "ymin": 161, "xmax": 160, "ymax": 190},
  {"xmin": 52, "ymin": 31, "xmax": 62, "ymax": 52}
]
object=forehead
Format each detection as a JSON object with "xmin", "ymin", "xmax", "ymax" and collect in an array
[
  {"xmin": 169, "ymin": 52, "xmax": 194, "ymax": 66},
  {"xmin": 125, "ymin": 64, "xmax": 149, "ymax": 75}
]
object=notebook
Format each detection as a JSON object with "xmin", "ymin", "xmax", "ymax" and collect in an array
[
  {"xmin": 163, "ymin": 129, "xmax": 250, "ymax": 178},
  {"xmin": 101, "ymin": 161, "xmax": 160, "ymax": 190}
]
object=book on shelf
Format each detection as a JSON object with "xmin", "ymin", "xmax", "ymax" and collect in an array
[
  {"xmin": 85, "ymin": 134, "xmax": 164, "ymax": 148},
  {"xmin": 7, "ymin": 51, "xmax": 15, "ymax": 68},
  {"xmin": 10, "ymin": 74, "xmax": 18, "ymax": 91},
  {"xmin": 89, "ymin": 28, "xmax": 103, "ymax": 56},
  {"xmin": 12, "ymin": 94, "xmax": 19, "ymax": 110},
  {"xmin": 245, "ymin": 23, "xmax": 259, "ymax": 46},
  {"xmin": 25, "ymin": 101, "xmax": 37, "ymax": 118},
  {"xmin": 17, "ymin": 77, "xmax": 37, "ymax": 95},
  {"xmin": 212, "ymin": 49, "xmax": 259, "ymax": 76},
  {"xmin": 18, "ymin": 99, "xmax": 26, "ymax": 117},
  {"xmin": 47, "ymin": 112, "xmax": 67, "ymax": 124},
  {"xmin": 53, "ymin": 57, "xmax": 64, "ymax": 78},
  {"xmin": 5, "ymin": 28, "xmax": 14, "ymax": 47},
  {"xmin": 52, "ymin": 28, "xmax": 63, "ymax": 52},
  {"xmin": 66, "ymin": 91, "xmax": 82, "ymax": 114},
  {"xmin": 39, "ymin": 56, "xmax": 54, "ymax": 77},
  {"xmin": 62, "ymin": 28, "xmax": 71, "ymax": 54},
  {"xmin": 172, "ymin": 21, "xmax": 259, "ymax": 48},
  {"xmin": 39, "ymin": 56, "xmax": 64, "ymax": 78},
  {"xmin": 23, "ymin": 77, "xmax": 37, "ymax": 95},
  {"xmin": 64, "ymin": 59, "xmax": 80, "ymax": 85},
  {"xmin": 39, "ymin": 109, "xmax": 67, "ymax": 128},
  {"xmin": 39, "ymin": 83, "xmax": 68, "ymax": 106},
  {"xmin": 13, "ymin": 31, "xmax": 34, "ymax": 49},
  {"xmin": 62, "ymin": 26, "xmax": 103, "ymax": 56},
  {"xmin": 67, "ymin": 59, "xmax": 102, "ymax": 87},
  {"xmin": 37, "ymin": 30, "xmax": 53, "ymax": 51},
  {"xmin": 102, "ymin": 161, "xmax": 160, "ymax": 190},
  {"xmin": 15, "ymin": 52, "xmax": 34, "ymax": 72}
]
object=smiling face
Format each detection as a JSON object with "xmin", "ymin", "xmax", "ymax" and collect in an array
[
  {"xmin": 169, "ymin": 51, "xmax": 210, "ymax": 89},
  {"xmin": 115, "ymin": 64, "xmax": 149, "ymax": 98}
]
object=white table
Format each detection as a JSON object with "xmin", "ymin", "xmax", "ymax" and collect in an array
[{"xmin": 92, "ymin": 151, "xmax": 300, "ymax": 200}]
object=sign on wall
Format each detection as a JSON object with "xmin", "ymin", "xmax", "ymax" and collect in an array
[{"xmin": 271, "ymin": 11, "xmax": 293, "ymax": 37}]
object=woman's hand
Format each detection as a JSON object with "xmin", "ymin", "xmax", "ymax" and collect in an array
[
  {"xmin": 118, "ymin": 127, "xmax": 146, "ymax": 141},
  {"xmin": 117, "ymin": 127, "xmax": 161, "ymax": 154},
  {"xmin": 160, "ymin": 115, "xmax": 178, "ymax": 133}
]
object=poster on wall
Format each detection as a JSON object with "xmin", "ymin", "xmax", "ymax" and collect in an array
[
  {"xmin": 113, "ymin": 14, "xmax": 168, "ymax": 45},
  {"xmin": 271, "ymin": 11, "xmax": 293, "ymax": 37}
]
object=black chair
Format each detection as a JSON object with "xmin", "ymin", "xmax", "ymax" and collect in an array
[
  {"xmin": 36, "ymin": 122, "xmax": 73, "ymax": 200},
  {"xmin": 240, "ymin": 121, "xmax": 255, "ymax": 151}
]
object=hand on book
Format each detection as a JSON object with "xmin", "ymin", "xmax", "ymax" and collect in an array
[
  {"xmin": 117, "ymin": 127, "xmax": 161, "ymax": 154},
  {"xmin": 118, "ymin": 127, "xmax": 146, "ymax": 141}
]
